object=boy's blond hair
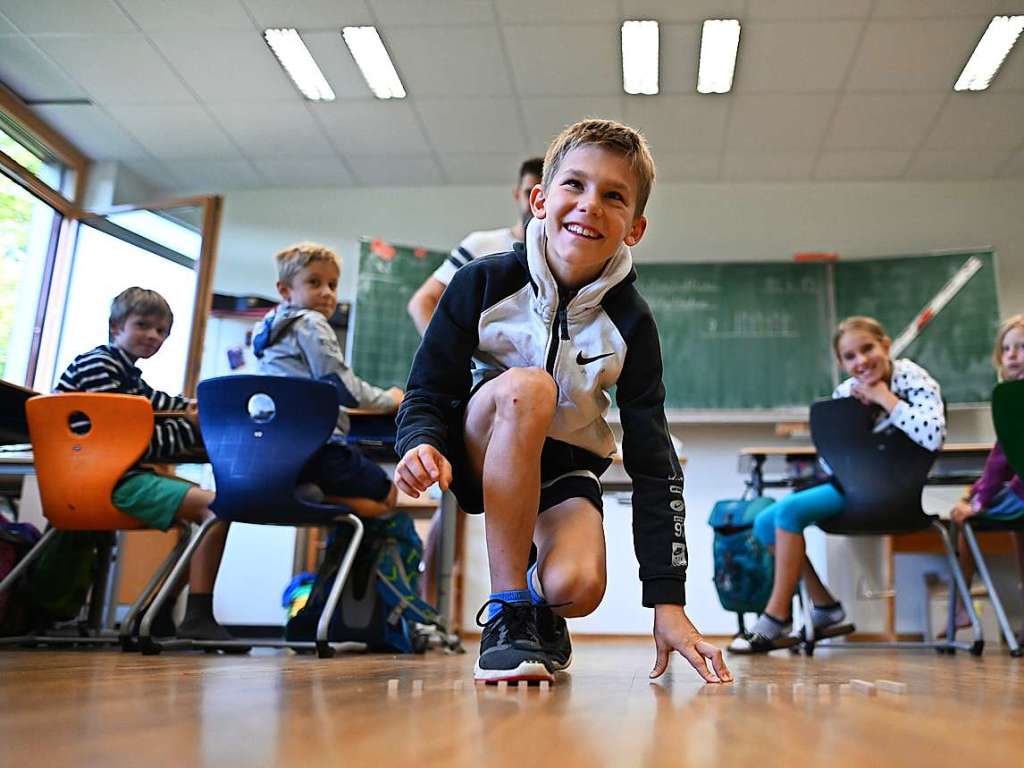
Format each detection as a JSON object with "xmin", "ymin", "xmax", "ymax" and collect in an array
[
  {"xmin": 542, "ymin": 119, "xmax": 656, "ymax": 217},
  {"xmin": 108, "ymin": 287, "xmax": 173, "ymax": 342},
  {"xmin": 832, "ymin": 316, "xmax": 890, "ymax": 357},
  {"xmin": 993, "ymin": 314, "xmax": 1024, "ymax": 380},
  {"xmin": 275, "ymin": 242, "xmax": 341, "ymax": 286}
]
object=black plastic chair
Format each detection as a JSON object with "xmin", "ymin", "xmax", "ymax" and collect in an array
[
  {"xmin": 959, "ymin": 379, "xmax": 1024, "ymax": 657},
  {"xmin": 139, "ymin": 375, "xmax": 365, "ymax": 658},
  {"xmin": 803, "ymin": 397, "xmax": 983, "ymax": 655}
]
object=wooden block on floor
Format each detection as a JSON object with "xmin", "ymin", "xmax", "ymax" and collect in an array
[
  {"xmin": 876, "ymin": 679, "xmax": 908, "ymax": 695},
  {"xmin": 850, "ymin": 679, "xmax": 876, "ymax": 696}
]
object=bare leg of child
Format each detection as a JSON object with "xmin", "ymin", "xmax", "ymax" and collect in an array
[
  {"xmin": 801, "ymin": 555, "xmax": 836, "ymax": 606},
  {"xmin": 533, "ymin": 498, "xmax": 606, "ymax": 618},
  {"xmin": 173, "ymin": 487, "xmax": 235, "ymax": 642},
  {"xmin": 326, "ymin": 483, "xmax": 398, "ymax": 519},
  {"xmin": 764, "ymin": 529, "xmax": 805, "ymax": 621}
]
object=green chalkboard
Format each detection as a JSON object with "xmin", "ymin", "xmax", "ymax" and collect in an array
[
  {"xmin": 634, "ymin": 263, "xmax": 835, "ymax": 409},
  {"xmin": 835, "ymin": 250, "xmax": 1000, "ymax": 403},
  {"xmin": 350, "ymin": 239, "xmax": 446, "ymax": 389}
]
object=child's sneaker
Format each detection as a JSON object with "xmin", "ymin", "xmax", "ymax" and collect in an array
[
  {"xmin": 474, "ymin": 599, "xmax": 554, "ymax": 683},
  {"xmin": 728, "ymin": 613, "xmax": 800, "ymax": 654},
  {"xmin": 535, "ymin": 604, "xmax": 572, "ymax": 671}
]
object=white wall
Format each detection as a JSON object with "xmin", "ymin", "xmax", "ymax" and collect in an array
[{"xmin": 207, "ymin": 178, "xmax": 1024, "ymax": 635}]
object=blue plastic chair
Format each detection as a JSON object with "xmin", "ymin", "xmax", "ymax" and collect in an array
[
  {"xmin": 139, "ymin": 375, "xmax": 365, "ymax": 658},
  {"xmin": 959, "ymin": 379, "xmax": 1024, "ymax": 656},
  {"xmin": 803, "ymin": 397, "xmax": 983, "ymax": 655}
]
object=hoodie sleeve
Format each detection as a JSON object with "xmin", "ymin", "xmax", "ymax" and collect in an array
[
  {"xmin": 615, "ymin": 310, "xmax": 687, "ymax": 607},
  {"xmin": 396, "ymin": 263, "xmax": 482, "ymax": 458},
  {"xmin": 296, "ymin": 312, "xmax": 395, "ymax": 410}
]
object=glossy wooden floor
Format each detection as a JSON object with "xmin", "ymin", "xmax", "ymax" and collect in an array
[{"xmin": 1, "ymin": 639, "xmax": 1021, "ymax": 767}]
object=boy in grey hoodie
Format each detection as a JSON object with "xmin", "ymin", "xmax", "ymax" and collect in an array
[{"xmin": 253, "ymin": 242, "xmax": 402, "ymax": 517}]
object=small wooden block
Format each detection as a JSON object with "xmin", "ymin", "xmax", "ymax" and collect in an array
[
  {"xmin": 839, "ymin": 684, "xmax": 851, "ymax": 695},
  {"xmin": 411, "ymin": 680, "xmax": 424, "ymax": 696},
  {"xmin": 876, "ymin": 679, "xmax": 907, "ymax": 695},
  {"xmin": 818, "ymin": 684, "xmax": 831, "ymax": 698},
  {"xmin": 387, "ymin": 679, "xmax": 399, "ymax": 693},
  {"xmin": 765, "ymin": 683, "xmax": 778, "ymax": 698},
  {"xmin": 452, "ymin": 679, "xmax": 463, "ymax": 691},
  {"xmin": 497, "ymin": 680, "xmax": 508, "ymax": 691},
  {"xmin": 792, "ymin": 682, "xmax": 806, "ymax": 696},
  {"xmin": 539, "ymin": 680, "xmax": 551, "ymax": 692},
  {"xmin": 850, "ymin": 679, "xmax": 876, "ymax": 696}
]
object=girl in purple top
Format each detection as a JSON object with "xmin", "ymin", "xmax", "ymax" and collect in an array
[{"xmin": 949, "ymin": 314, "xmax": 1024, "ymax": 641}]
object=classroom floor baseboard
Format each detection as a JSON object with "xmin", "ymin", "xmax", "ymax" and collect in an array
[{"xmin": 1, "ymin": 640, "xmax": 1020, "ymax": 767}]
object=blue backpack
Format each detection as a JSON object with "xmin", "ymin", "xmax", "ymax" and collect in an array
[{"xmin": 708, "ymin": 496, "xmax": 775, "ymax": 620}]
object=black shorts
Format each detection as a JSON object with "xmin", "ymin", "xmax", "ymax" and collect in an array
[
  {"xmin": 450, "ymin": 435, "xmax": 611, "ymax": 517},
  {"xmin": 300, "ymin": 442, "xmax": 392, "ymax": 502}
]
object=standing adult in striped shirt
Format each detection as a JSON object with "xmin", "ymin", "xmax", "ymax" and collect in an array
[{"xmin": 56, "ymin": 287, "xmax": 238, "ymax": 644}]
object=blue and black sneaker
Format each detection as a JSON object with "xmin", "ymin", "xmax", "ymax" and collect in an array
[
  {"xmin": 535, "ymin": 604, "xmax": 572, "ymax": 671},
  {"xmin": 474, "ymin": 599, "xmax": 554, "ymax": 684}
]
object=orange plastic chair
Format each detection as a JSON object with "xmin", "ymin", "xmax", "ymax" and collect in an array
[{"xmin": 0, "ymin": 393, "xmax": 189, "ymax": 647}]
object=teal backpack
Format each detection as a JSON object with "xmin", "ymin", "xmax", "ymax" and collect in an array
[{"xmin": 708, "ymin": 496, "xmax": 775, "ymax": 632}]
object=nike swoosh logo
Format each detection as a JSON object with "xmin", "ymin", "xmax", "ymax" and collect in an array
[{"xmin": 576, "ymin": 351, "xmax": 614, "ymax": 366}]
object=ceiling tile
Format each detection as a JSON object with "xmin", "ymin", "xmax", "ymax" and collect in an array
[
  {"xmin": 119, "ymin": 156, "xmax": 177, "ymax": 193},
  {"xmin": 726, "ymin": 93, "xmax": 838, "ymax": 150},
  {"xmin": 415, "ymin": 97, "xmax": 526, "ymax": 154},
  {"xmin": 1001, "ymin": 149, "xmax": 1024, "ymax": 177},
  {"xmin": 721, "ymin": 151, "xmax": 817, "ymax": 181},
  {"xmin": 150, "ymin": 32, "xmax": 296, "ymax": 102},
  {"xmin": 30, "ymin": 34, "xmax": 194, "ymax": 104},
  {"xmin": 925, "ymin": 93, "xmax": 1024, "ymax": 150},
  {"xmin": 872, "ymin": 1, "xmax": 1000, "ymax": 19},
  {"xmin": 240, "ymin": 0, "xmax": 373, "ymax": 29},
  {"xmin": 520, "ymin": 96, "xmax": 624, "ymax": 150},
  {"xmin": 0, "ymin": 13, "xmax": 19, "ymax": 33},
  {"xmin": 117, "ymin": 0, "xmax": 255, "ymax": 32},
  {"xmin": 165, "ymin": 158, "xmax": 266, "ymax": 191},
  {"xmin": 905, "ymin": 149, "xmax": 1009, "ymax": 180},
  {"xmin": 311, "ymin": 100, "xmax": 431, "ymax": 154},
  {"xmin": 847, "ymin": 19, "xmax": 991, "ymax": 91},
  {"xmin": 207, "ymin": 102, "xmax": 335, "ymax": 157},
  {"xmin": 494, "ymin": 0, "xmax": 620, "ymax": 24},
  {"xmin": 653, "ymin": 152, "xmax": 720, "ymax": 181},
  {"xmin": 824, "ymin": 92, "xmax": 946, "ymax": 149},
  {"xmin": 0, "ymin": 0, "xmax": 134, "ymax": 34},
  {"xmin": 814, "ymin": 150, "xmax": 912, "ymax": 180},
  {"xmin": 747, "ymin": 0, "xmax": 872, "ymax": 19},
  {"xmin": 735, "ymin": 22, "xmax": 863, "ymax": 93},
  {"xmin": 659, "ymin": 23, "xmax": 701, "ymax": 95},
  {"xmin": 254, "ymin": 156, "xmax": 355, "ymax": 187},
  {"xmin": 346, "ymin": 154, "xmax": 443, "ymax": 185},
  {"xmin": 439, "ymin": 153, "xmax": 527, "ymax": 184},
  {"xmin": 32, "ymin": 104, "xmax": 148, "ymax": 160},
  {"xmin": 0, "ymin": 37, "xmax": 89, "ymax": 101},
  {"xmin": 105, "ymin": 103, "xmax": 241, "ymax": 158},
  {"xmin": 625, "ymin": 95, "xmax": 729, "ymax": 153},
  {"xmin": 386, "ymin": 26, "xmax": 512, "ymax": 97},
  {"xmin": 503, "ymin": 25, "xmax": 622, "ymax": 97},
  {"xmin": 368, "ymin": 0, "xmax": 496, "ymax": 26},
  {"xmin": 302, "ymin": 30, "xmax": 382, "ymax": 100},
  {"xmin": 621, "ymin": 1, "xmax": 745, "ymax": 23}
]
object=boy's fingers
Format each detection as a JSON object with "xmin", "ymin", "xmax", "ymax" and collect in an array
[
  {"xmin": 438, "ymin": 461, "xmax": 452, "ymax": 492},
  {"xmin": 680, "ymin": 646, "xmax": 719, "ymax": 684},
  {"xmin": 649, "ymin": 644, "xmax": 669, "ymax": 679},
  {"xmin": 394, "ymin": 467, "xmax": 419, "ymax": 497},
  {"xmin": 417, "ymin": 448, "xmax": 441, "ymax": 480},
  {"xmin": 699, "ymin": 641, "xmax": 733, "ymax": 682},
  {"xmin": 406, "ymin": 454, "xmax": 434, "ymax": 487}
]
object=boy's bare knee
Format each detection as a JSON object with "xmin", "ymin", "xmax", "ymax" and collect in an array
[
  {"xmin": 494, "ymin": 367, "xmax": 557, "ymax": 419},
  {"xmin": 541, "ymin": 562, "xmax": 606, "ymax": 617}
]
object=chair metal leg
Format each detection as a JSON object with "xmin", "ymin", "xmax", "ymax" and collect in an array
[
  {"xmin": 933, "ymin": 521, "xmax": 984, "ymax": 655},
  {"xmin": 120, "ymin": 522, "xmax": 191, "ymax": 650},
  {"xmin": 436, "ymin": 490, "xmax": 458, "ymax": 627},
  {"xmin": 316, "ymin": 514, "xmax": 365, "ymax": 659},
  {"xmin": 139, "ymin": 517, "xmax": 219, "ymax": 654},
  {"xmin": 962, "ymin": 521, "xmax": 1021, "ymax": 657},
  {"xmin": 0, "ymin": 528, "xmax": 57, "ymax": 595},
  {"xmin": 87, "ymin": 536, "xmax": 114, "ymax": 633}
]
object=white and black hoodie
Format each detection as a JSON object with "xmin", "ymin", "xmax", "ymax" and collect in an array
[{"xmin": 397, "ymin": 218, "xmax": 687, "ymax": 607}]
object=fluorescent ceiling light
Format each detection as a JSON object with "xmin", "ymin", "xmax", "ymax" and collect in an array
[
  {"xmin": 954, "ymin": 15, "xmax": 1024, "ymax": 92},
  {"xmin": 697, "ymin": 19, "xmax": 741, "ymax": 94},
  {"xmin": 341, "ymin": 26, "xmax": 406, "ymax": 100},
  {"xmin": 622, "ymin": 20, "xmax": 659, "ymax": 95},
  {"xmin": 263, "ymin": 28, "xmax": 335, "ymax": 101}
]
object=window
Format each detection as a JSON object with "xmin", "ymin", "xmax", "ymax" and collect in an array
[
  {"xmin": 0, "ymin": 116, "xmax": 76, "ymax": 201},
  {"xmin": 0, "ymin": 173, "xmax": 59, "ymax": 384}
]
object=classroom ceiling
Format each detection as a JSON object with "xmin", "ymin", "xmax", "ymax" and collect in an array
[{"xmin": 1, "ymin": 0, "xmax": 1024, "ymax": 193}]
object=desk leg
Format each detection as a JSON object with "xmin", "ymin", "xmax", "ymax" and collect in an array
[{"xmin": 436, "ymin": 490, "xmax": 458, "ymax": 628}]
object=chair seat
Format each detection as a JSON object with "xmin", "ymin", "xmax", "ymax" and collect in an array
[{"xmin": 966, "ymin": 516, "xmax": 1024, "ymax": 533}]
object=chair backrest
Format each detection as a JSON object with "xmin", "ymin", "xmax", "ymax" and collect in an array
[
  {"xmin": 197, "ymin": 375, "xmax": 351, "ymax": 525},
  {"xmin": 810, "ymin": 397, "xmax": 938, "ymax": 535},
  {"xmin": 26, "ymin": 393, "xmax": 153, "ymax": 530},
  {"xmin": 992, "ymin": 379, "xmax": 1024, "ymax": 478}
]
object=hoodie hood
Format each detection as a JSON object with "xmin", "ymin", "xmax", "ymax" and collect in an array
[
  {"xmin": 252, "ymin": 303, "xmax": 312, "ymax": 358},
  {"xmin": 524, "ymin": 216, "xmax": 636, "ymax": 321}
]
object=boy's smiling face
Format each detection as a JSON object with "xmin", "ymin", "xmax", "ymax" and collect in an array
[
  {"xmin": 530, "ymin": 145, "xmax": 647, "ymax": 288},
  {"xmin": 277, "ymin": 259, "xmax": 339, "ymax": 318},
  {"xmin": 110, "ymin": 313, "xmax": 171, "ymax": 361}
]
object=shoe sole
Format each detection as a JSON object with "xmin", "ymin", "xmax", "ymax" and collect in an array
[
  {"xmin": 473, "ymin": 659, "xmax": 554, "ymax": 684},
  {"xmin": 727, "ymin": 635, "xmax": 801, "ymax": 654},
  {"xmin": 810, "ymin": 623, "xmax": 855, "ymax": 640},
  {"xmin": 547, "ymin": 651, "xmax": 572, "ymax": 672}
]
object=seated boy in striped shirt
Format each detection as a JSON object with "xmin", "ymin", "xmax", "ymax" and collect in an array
[{"xmin": 56, "ymin": 287, "xmax": 234, "ymax": 642}]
